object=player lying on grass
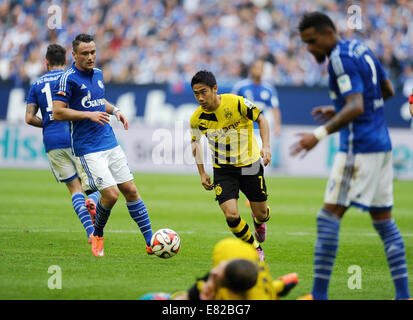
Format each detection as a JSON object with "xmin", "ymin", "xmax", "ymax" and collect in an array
[{"xmin": 140, "ymin": 238, "xmax": 298, "ymax": 300}]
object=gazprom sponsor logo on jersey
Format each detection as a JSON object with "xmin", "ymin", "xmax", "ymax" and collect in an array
[{"xmin": 81, "ymin": 90, "xmax": 105, "ymax": 108}]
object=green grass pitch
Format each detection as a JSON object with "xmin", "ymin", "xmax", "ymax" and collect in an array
[{"xmin": 0, "ymin": 168, "xmax": 412, "ymax": 300}]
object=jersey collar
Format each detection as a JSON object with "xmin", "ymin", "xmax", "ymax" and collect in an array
[{"xmin": 72, "ymin": 62, "xmax": 95, "ymax": 76}]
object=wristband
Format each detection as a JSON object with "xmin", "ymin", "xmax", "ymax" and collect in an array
[
  {"xmin": 313, "ymin": 125, "xmax": 328, "ymax": 141},
  {"xmin": 409, "ymin": 95, "xmax": 413, "ymax": 104},
  {"xmin": 111, "ymin": 107, "xmax": 120, "ymax": 115}
]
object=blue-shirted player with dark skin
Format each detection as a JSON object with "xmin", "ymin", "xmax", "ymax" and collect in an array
[
  {"xmin": 52, "ymin": 34, "xmax": 154, "ymax": 258},
  {"xmin": 25, "ymin": 44, "xmax": 100, "ymax": 244},
  {"xmin": 291, "ymin": 12, "xmax": 410, "ymax": 300}
]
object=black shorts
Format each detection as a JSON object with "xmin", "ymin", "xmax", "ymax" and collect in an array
[{"xmin": 213, "ymin": 160, "xmax": 268, "ymax": 205}]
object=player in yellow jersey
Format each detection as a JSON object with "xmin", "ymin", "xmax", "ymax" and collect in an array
[
  {"xmin": 190, "ymin": 70, "xmax": 272, "ymax": 261},
  {"xmin": 170, "ymin": 238, "xmax": 298, "ymax": 300}
]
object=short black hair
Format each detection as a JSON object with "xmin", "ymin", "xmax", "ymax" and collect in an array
[
  {"xmin": 222, "ymin": 259, "xmax": 258, "ymax": 293},
  {"xmin": 46, "ymin": 44, "xmax": 66, "ymax": 67},
  {"xmin": 191, "ymin": 70, "xmax": 217, "ymax": 88},
  {"xmin": 72, "ymin": 33, "xmax": 94, "ymax": 52},
  {"xmin": 298, "ymin": 11, "xmax": 336, "ymax": 33}
]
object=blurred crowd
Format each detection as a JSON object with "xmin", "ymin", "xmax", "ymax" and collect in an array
[{"xmin": 0, "ymin": 0, "xmax": 412, "ymax": 90}]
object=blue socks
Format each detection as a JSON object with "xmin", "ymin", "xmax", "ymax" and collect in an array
[
  {"xmin": 94, "ymin": 200, "xmax": 112, "ymax": 237},
  {"xmin": 373, "ymin": 218, "xmax": 410, "ymax": 300},
  {"xmin": 311, "ymin": 209, "xmax": 410, "ymax": 300},
  {"xmin": 87, "ymin": 190, "xmax": 100, "ymax": 206},
  {"xmin": 311, "ymin": 209, "xmax": 341, "ymax": 300},
  {"xmin": 71, "ymin": 193, "xmax": 94, "ymax": 238},
  {"xmin": 127, "ymin": 199, "xmax": 153, "ymax": 246}
]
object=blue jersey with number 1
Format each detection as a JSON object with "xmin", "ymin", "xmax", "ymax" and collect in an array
[
  {"xmin": 327, "ymin": 39, "xmax": 392, "ymax": 153},
  {"xmin": 26, "ymin": 69, "xmax": 71, "ymax": 152}
]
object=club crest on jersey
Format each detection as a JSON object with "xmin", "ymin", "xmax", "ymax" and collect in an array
[{"xmin": 224, "ymin": 108, "xmax": 232, "ymax": 120}]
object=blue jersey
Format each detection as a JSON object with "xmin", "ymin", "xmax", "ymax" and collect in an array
[
  {"xmin": 52, "ymin": 63, "xmax": 118, "ymax": 157},
  {"xmin": 232, "ymin": 79, "xmax": 279, "ymax": 129},
  {"xmin": 328, "ymin": 39, "xmax": 392, "ymax": 153},
  {"xmin": 26, "ymin": 69, "xmax": 71, "ymax": 152}
]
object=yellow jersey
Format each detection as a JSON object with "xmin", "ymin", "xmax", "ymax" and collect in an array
[
  {"xmin": 190, "ymin": 94, "xmax": 262, "ymax": 168},
  {"xmin": 212, "ymin": 238, "xmax": 277, "ymax": 300}
]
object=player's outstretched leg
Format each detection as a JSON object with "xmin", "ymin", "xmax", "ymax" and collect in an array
[
  {"xmin": 91, "ymin": 201, "xmax": 113, "ymax": 257},
  {"xmin": 226, "ymin": 216, "xmax": 264, "ymax": 261},
  {"xmin": 85, "ymin": 190, "xmax": 101, "ymax": 226},
  {"xmin": 71, "ymin": 192, "xmax": 94, "ymax": 242},
  {"xmin": 373, "ymin": 217, "xmax": 410, "ymax": 300},
  {"xmin": 126, "ymin": 198, "xmax": 153, "ymax": 254},
  {"xmin": 310, "ymin": 208, "xmax": 341, "ymax": 300}
]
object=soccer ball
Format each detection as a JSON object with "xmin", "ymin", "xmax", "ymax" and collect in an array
[{"xmin": 150, "ymin": 228, "xmax": 180, "ymax": 259}]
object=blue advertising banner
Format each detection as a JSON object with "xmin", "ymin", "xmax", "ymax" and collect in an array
[{"xmin": 0, "ymin": 81, "xmax": 411, "ymax": 128}]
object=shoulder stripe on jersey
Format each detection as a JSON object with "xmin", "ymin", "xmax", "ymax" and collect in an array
[
  {"xmin": 59, "ymin": 68, "xmax": 75, "ymax": 93},
  {"xmin": 331, "ymin": 45, "xmax": 344, "ymax": 76},
  {"xmin": 348, "ymin": 40, "xmax": 357, "ymax": 57},
  {"xmin": 232, "ymin": 79, "xmax": 252, "ymax": 93},
  {"xmin": 199, "ymin": 113, "xmax": 218, "ymax": 122}
]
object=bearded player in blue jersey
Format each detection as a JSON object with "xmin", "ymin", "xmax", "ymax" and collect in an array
[
  {"xmin": 52, "ymin": 34, "xmax": 153, "ymax": 258},
  {"xmin": 291, "ymin": 12, "xmax": 410, "ymax": 300},
  {"xmin": 25, "ymin": 44, "xmax": 100, "ymax": 244}
]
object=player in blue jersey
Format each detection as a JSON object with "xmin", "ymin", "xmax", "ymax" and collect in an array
[
  {"xmin": 232, "ymin": 59, "xmax": 282, "ymax": 238},
  {"xmin": 25, "ymin": 44, "xmax": 100, "ymax": 244},
  {"xmin": 52, "ymin": 34, "xmax": 153, "ymax": 258},
  {"xmin": 232, "ymin": 59, "xmax": 282, "ymax": 166},
  {"xmin": 291, "ymin": 12, "xmax": 410, "ymax": 300}
]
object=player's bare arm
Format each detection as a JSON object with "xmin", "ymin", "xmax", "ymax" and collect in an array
[
  {"xmin": 104, "ymin": 99, "xmax": 129, "ymax": 130},
  {"xmin": 380, "ymin": 78, "xmax": 395, "ymax": 102},
  {"xmin": 324, "ymin": 93, "xmax": 364, "ymax": 134},
  {"xmin": 53, "ymin": 100, "xmax": 110, "ymax": 126},
  {"xmin": 272, "ymin": 107, "xmax": 282, "ymax": 136},
  {"xmin": 191, "ymin": 139, "xmax": 213, "ymax": 190},
  {"xmin": 25, "ymin": 103, "xmax": 43, "ymax": 128},
  {"xmin": 256, "ymin": 114, "xmax": 271, "ymax": 166},
  {"xmin": 290, "ymin": 93, "xmax": 363, "ymax": 157},
  {"xmin": 311, "ymin": 105, "xmax": 336, "ymax": 123}
]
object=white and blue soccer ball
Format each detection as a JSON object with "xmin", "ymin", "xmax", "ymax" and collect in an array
[{"xmin": 150, "ymin": 228, "xmax": 180, "ymax": 259}]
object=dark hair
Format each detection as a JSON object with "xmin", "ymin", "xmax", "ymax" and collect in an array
[
  {"xmin": 191, "ymin": 70, "xmax": 217, "ymax": 88},
  {"xmin": 222, "ymin": 259, "xmax": 258, "ymax": 293},
  {"xmin": 46, "ymin": 44, "xmax": 66, "ymax": 67},
  {"xmin": 72, "ymin": 33, "xmax": 94, "ymax": 52},
  {"xmin": 298, "ymin": 11, "xmax": 336, "ymax": 33}
]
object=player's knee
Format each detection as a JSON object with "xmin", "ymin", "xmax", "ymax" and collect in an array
[
  {"xmin": 121, "ymin": 184, "xmax": 139, "ymax": 202},
  {"xmin": 224, "ymin": 210, "xmax": 239, "ymax": 221},
  {"xmin": 102, "ymin": 187, "xmax": 119, "ymax": 206}
]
